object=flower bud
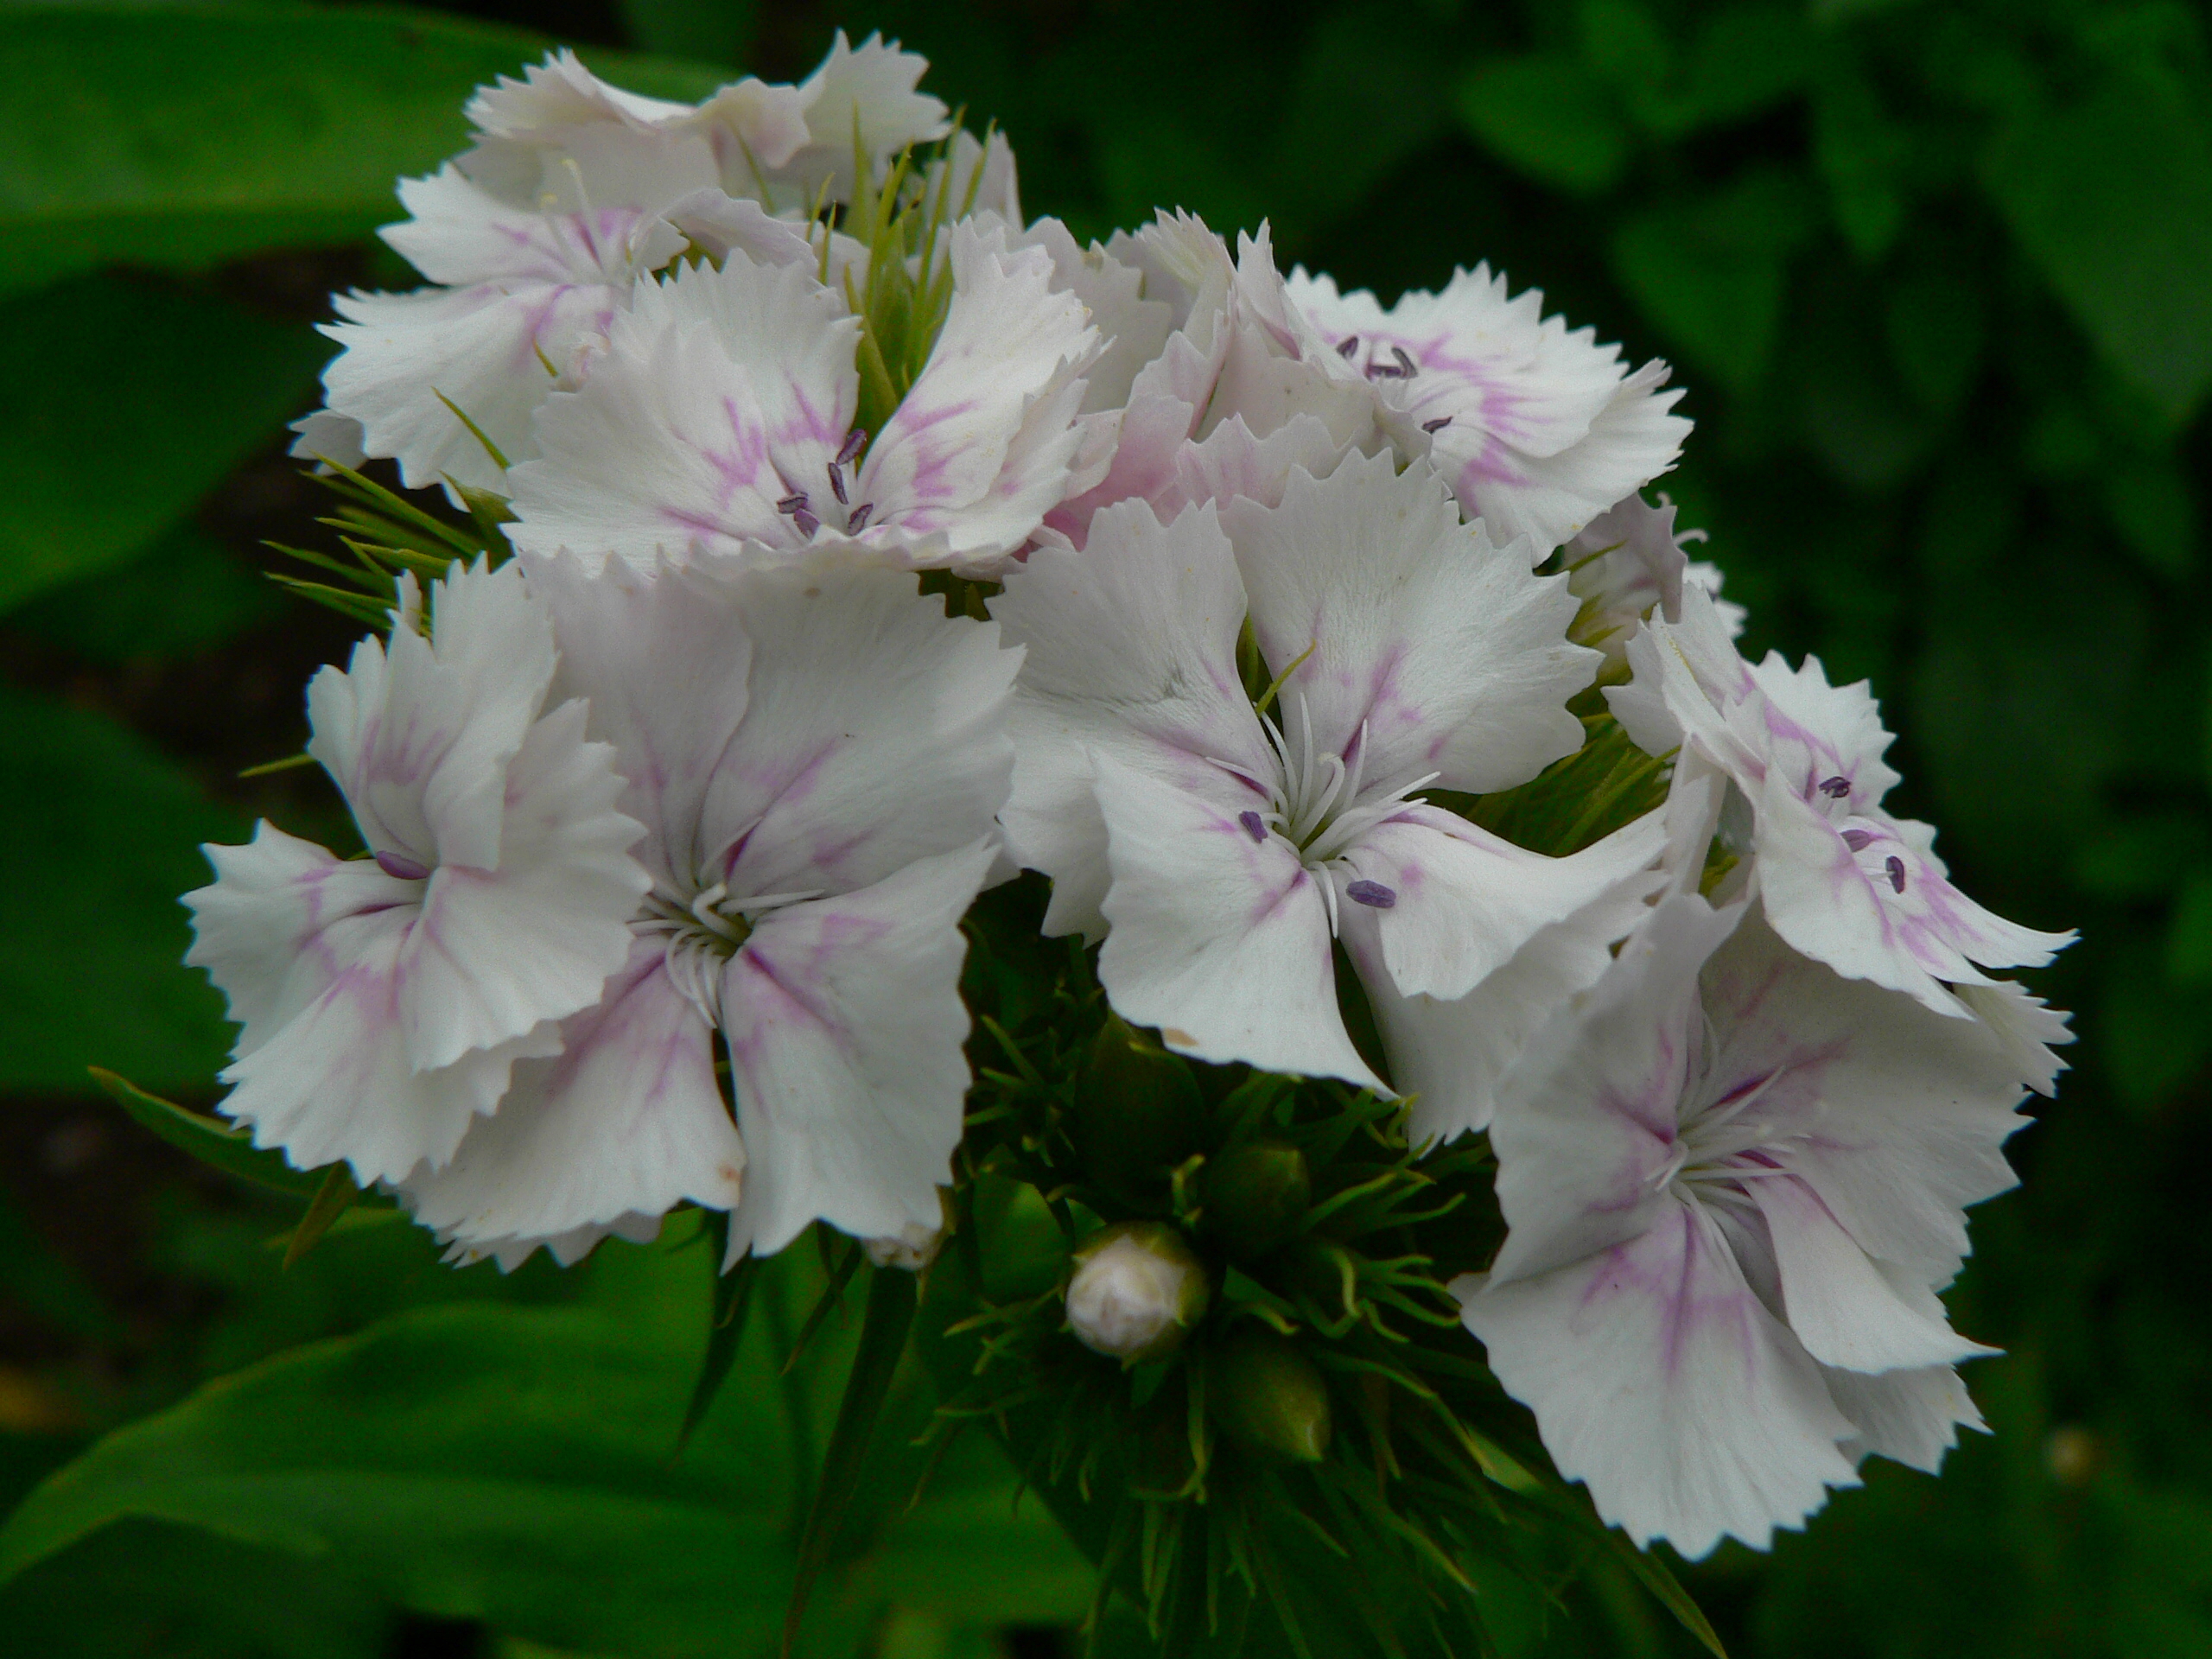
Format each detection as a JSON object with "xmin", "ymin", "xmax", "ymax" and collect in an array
[
  {"xmin": 1065, "ymin": 1222, "xmax": 1211, "ymax": 1363},
  {"xmin": 1073, "ymin": 1015, "xmax": 1203, "ymax": 1202},
  {"xmin": 1202, "ymin": 1140, "xmax": 1310, "ymax": 1260},
  {"xmin": 1210, "ymin": 1328, "xmax": 1332, "ymax": 1463}
]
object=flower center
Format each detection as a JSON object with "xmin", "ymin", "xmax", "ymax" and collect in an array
[
  {"xmin": 1649, "ymin": 1051, "xmax": 1813, "ymax": 1216},
  {"xmin": 1211, "ymin": 696, "xmax": 1437, "ymax": 934},
  {"xmin": 635, "ymin": 878, "xmax": 819, "ymax": 1024}
]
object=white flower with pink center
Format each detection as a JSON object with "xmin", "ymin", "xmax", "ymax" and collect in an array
[
  {"xmin": 399, "ymin": 552, "xmax": 1020, "ymax": 1267},
  {"xmin": 1217, "ymin": 234, "xmax": 1692, "ymax": 554},
  {"xmin": 1458, "ymin": 893, "xmax": 2064, "ymax": 1559},
  {"xmin": 1607, "ymin": 587, "xmax": 2074, "ymax": 1015},
  {"xmin": 504, "ymin": 220, "xmax": 1101, "ymax": 576},
  {"xmin": 182, "ymin": 559, "xmax": 651, "ymax": 1187},
  {"xmin": 990, "ymin": 449, "xmax": 1666, "ymax": 1089}
]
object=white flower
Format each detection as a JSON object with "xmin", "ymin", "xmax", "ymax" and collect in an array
[
  {"xmin": 990, "ymin": 449, "xmax": 1666, "ymax": 1088},
  {"xmin": 505, "ymin": 222, "xmax": 1100, "ymax": 576},
  {"xmin": 1564, "ymin": 491, "xmax": 1743, "ymax": 667},
  {"xmin": 308, "ymin": 50, "xmax": 817, "ymax": 496},
  {"xmin": 1220, "ymin": 236, "xmax": 1692, "ymax": 554},
  {"xmin": 398, "ymin": 552, "xmax": 1020, "ymax": 1264},
  {"xmin": 734, "ymin": 30, "xmax": 950, "ymax": 213},
  {"xmin": 1607, "ymin": 587, "xmax": 2075, "ymax": 1015},
  {"xmin": 182, "ymin": 560, "xmax": 649, "ymax": 1186},
  {"xmin": 1457, "ymin": 894, "xmax": 2064, "ymax": 1558}
]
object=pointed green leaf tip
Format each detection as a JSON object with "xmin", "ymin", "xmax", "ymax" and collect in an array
[
  {"xmin": 88, "ymin": 1066, "xmax": 325, "ymax": 1195},
  {"xmin": 782, "ymin": 1263, "xmax": 918, "ymax": 1658}
]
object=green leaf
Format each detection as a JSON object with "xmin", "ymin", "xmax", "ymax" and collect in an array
[
  {"xmin": 1983, "ymin": 73, "xmax": 2212, "ymax": 423},
  {"xmin": 786, "ymin": 1265, "xmax": 919, "ymax": 1657},
  {"xmin": 1454, "ymin": 54, "xmax": 1629, "ymax": 196},
  {"xmin": 677, "ymin": 1216, "xmax": 760, "ymax": 1452},
  {"xmin": 0, "ymin": 1519, "xmax": 391, "ymax": 1659},
  {"xmin": 2166, "ymin": 870, "xmax": 2212, "ymax": 987},
  {"xmin": 618, "ymin": 0, "xmax": 759, "ymax": 70},
  {"xmin": 0, "ymin": 1239, "xmax": 1088, "ymax": 1656},
  {"xmin": 4, "ymin": 521, "xmax": 283, "ymax": 660},
  {"xmin": 0, "ymin": 1187, "xmax": 121, "ymax": 1344},
  {"xmin": 88, "ymin": 1068, "xmax": 331, "ymax": 1197},
  {"xmin": 0, "ymin": 273, "xmax": 330, "ymax": 612},
  {"xmin": 1812, "ymin": 58, "xmax": 1909, "ymax": 259},
  {"xmin": 0, "ymin": 1, "xmax": 728, "ymax": 296},
  {"xmin": 1610, "ymin": 170, "xmax": 1820, "ymax": 391},
  {"xmin": 283, "ymin": 1165, "xmax": 363, "ymax": 1268},
  {"xmin": 0, "ymin": 686, "xmax": 246, "ymax": 1091}
]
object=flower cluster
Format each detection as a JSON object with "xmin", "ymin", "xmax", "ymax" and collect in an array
[{"xmin": 181, "ymin": 35, "xmax": 2074, "ymax": 1573}]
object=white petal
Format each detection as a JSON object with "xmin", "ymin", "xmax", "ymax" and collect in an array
[
  {"xmin": 699, "ymin": 562, "xmax": 1019, "ymax": 898},
  {"xmin": 852, "ymin": 222, "xmax": 1099, "ymax": 570},
  {"xmin": 321, "ymin": 278, "xmax": 621, "ymax": 493},
  {"xmin": 306, "ymin": 559, "xmax": 556, "ymax": 875},
  {"xmin": 395, "ymin": 697, "xmax": 649, "ymax": 1071},
  {"xmin": 1486, "ymin": 893, "xmax": 1744, "ymax": 1282},
  {"xmin": 442, "ymin": 1210, "xmax": 665, "ymax": 1273},
  {"xmin": 288, "ymin": 410, "xmax": 367, "ymax": 471},
  {"xmin": 385, "ymin": 162, "xmax": 690, "ymax": 289},
  {"xmin": 1697, "ymin": 906, "xmax": 2030, "ymax": 1286},
  {"xmin": 720, "ymin": 841, "xmax": 992, "ymax": 1256},
  {"xmin": 1340, "ymin": 802, "xmax": 1667, "ymax": 1002},
  {"xmin": 1754, "ymin": 779, "xmax": 2075, "ymax": 1014},
  {"xmin": 761, "ymin": 31, "xmax": 950, "ymax": 206},
  {"xmin": 1290, "ymin": 264, "xmax": 1690, "ymax": 551},
  {"xmin": 507, "ymin": 253, "xmax": 859, "ymax": 570},
  {"xmin": 989, "ymin": 499, "xmax": 1274, "ymax": 938},
  {"xmin": 402, "ymin": 938, "xmax": 742, "ymax": 1247},
  {"xmin": 1351, "ymin": 783, "xmax": 1702, "ymax": 1140},
  {"xmin": 526, "ymin": 554, "xmax": 753, "ymax": 893},
  {"xmin": 1457, "ymin": 1198, "xmax": 1859, "ymax": 1558},
  {"xmin": 1019, "ymin": 217, "xmax": 1173, "ymax": 415},
  {"xmin": 1222, "ymin": 449, "xmax": 1595, "ymax": 793},
  {"xmin": 1821, "ymin": 1363, "xmax": 1986, "ymax": 1473},
  {"xmin": 1949, "ymin": 977, "xmax": 2074, "ymax": 1096},
  {"xmin": 466, "ymin": 48, "xmax": 698, "ymax": 139},
  {"xmin": 1749, "ymin": 1175, "xmax": 1993, "ymax": 1372},
  {"xmin": 1172, "ymin": 413, "xmax": 1349, "ymax": 513},
  {"xmin": 213, "ymin": 899, "xmax": 559, "ymax": 1185},
  {"xmin": 1090, "ymin": 753, "xmax": 1379, "ymax": 1089}
]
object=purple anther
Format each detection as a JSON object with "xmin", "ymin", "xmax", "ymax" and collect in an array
[
  {"xmin": 1238, "ymin": 810, "xmax": 1267, "ymax": 843},
  {"xmin": 1335, "ymin": 335, "xmax": 1359, "ymax": 359},
  {"xmin": 1817, "ymin": 774, "xmax": 1852, "ymax": 798},
  {"xmin": 846, "ymin": 502, "xmax": 874, "ymax": 534},
  {"xmin": 1345, "ymin": 880, "xmax": 1396, "ymax": 909},
  {"xmin": 375, "ymin": 849, "xmax": 430, "ymax": 881},
  {"xmin": 1885, "ymin": 855, "xmax": 1907, "ymax": 893},
  {"xmin": 1366, "ymin": 359, "xmax": 1405, "ymax": 380},
  {"xmin": 1421, "ymin": 416, "xmax": 1452, "ymax": 434},
  {"xmin": 777, "ymin": 492, "xmax": 810, "ymax": 515},
  {"xmin": 826, "ymin": 461, "xmax": 849, "ymax": 505},
  {"xmin": 835, "ymin": 428, "xmax": 868, "ymax": 467},
  {"xmin": 792, "ymin": 507, "xmax": 821, "ymax": 537},
  {"xmin": 1392, "ymin": 345, "xmax": 1417, "ymax": 377},
  {"xmin": 1840, "ymin": 829, "xmax": 1874, "ymax": 853}
]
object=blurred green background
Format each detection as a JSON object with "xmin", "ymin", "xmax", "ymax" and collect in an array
[{"xmin": 1, "ymin": 0, "xmax": 2208, "ymax": 1655}]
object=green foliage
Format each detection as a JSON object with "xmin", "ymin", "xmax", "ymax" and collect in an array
[
  {"xmin": 0, "ymin": 1223, "xmax": 1091, "ymax": 1657},
  {"xmin": 0, "ymin": 2, "xmax": 726, "ymax": 297}
]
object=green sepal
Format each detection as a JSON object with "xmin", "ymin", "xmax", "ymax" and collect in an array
[
  {"xmin": 88, "ymin": 1065, "xmax": 324, "ymax": 1196},
  {"xmin": 1075, "ymin": 1015, "xmax": 1204, "ymax": 1205},
  {"xmin": 283, "ymin": 1164, "xmax": 360, "ymax": 1268},
  {"xmin": 675, "ymin": 1211, "xmax": 760, "ymax": 1454},
  {"xmin": 1208, "ymin": 1328, "xmax": 1332, "ymax": 1465},
  {"xmin": 782, "ymin": 1262, "xmax": 919, "ymax": 1657}
]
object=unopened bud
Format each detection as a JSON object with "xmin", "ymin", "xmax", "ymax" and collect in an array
[
  {"xmin": 1073, "ymin": 1015, "xmax": 1202, "ymax": 1203},
  {"xmin": 1211, "ymin": 1328, "xmax": 1332, "ymax": 1463},
  {"xmin": 1203, "ymin": 1140, "xmax": 1310, "ymax": 1260},
  {"xmin": 1065, "ymin": 1222, "xmax": 1211, "ymax": 1363}
]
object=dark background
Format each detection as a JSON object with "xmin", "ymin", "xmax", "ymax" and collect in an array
[{"xmin": 1, "ymin": 1, "xmax": 2208, "ymax": 1655}]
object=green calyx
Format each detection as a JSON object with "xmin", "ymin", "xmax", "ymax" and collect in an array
[{"xmin": 1209, "ymin": 1327, "xmax": 1331, "ymax": 1463}]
